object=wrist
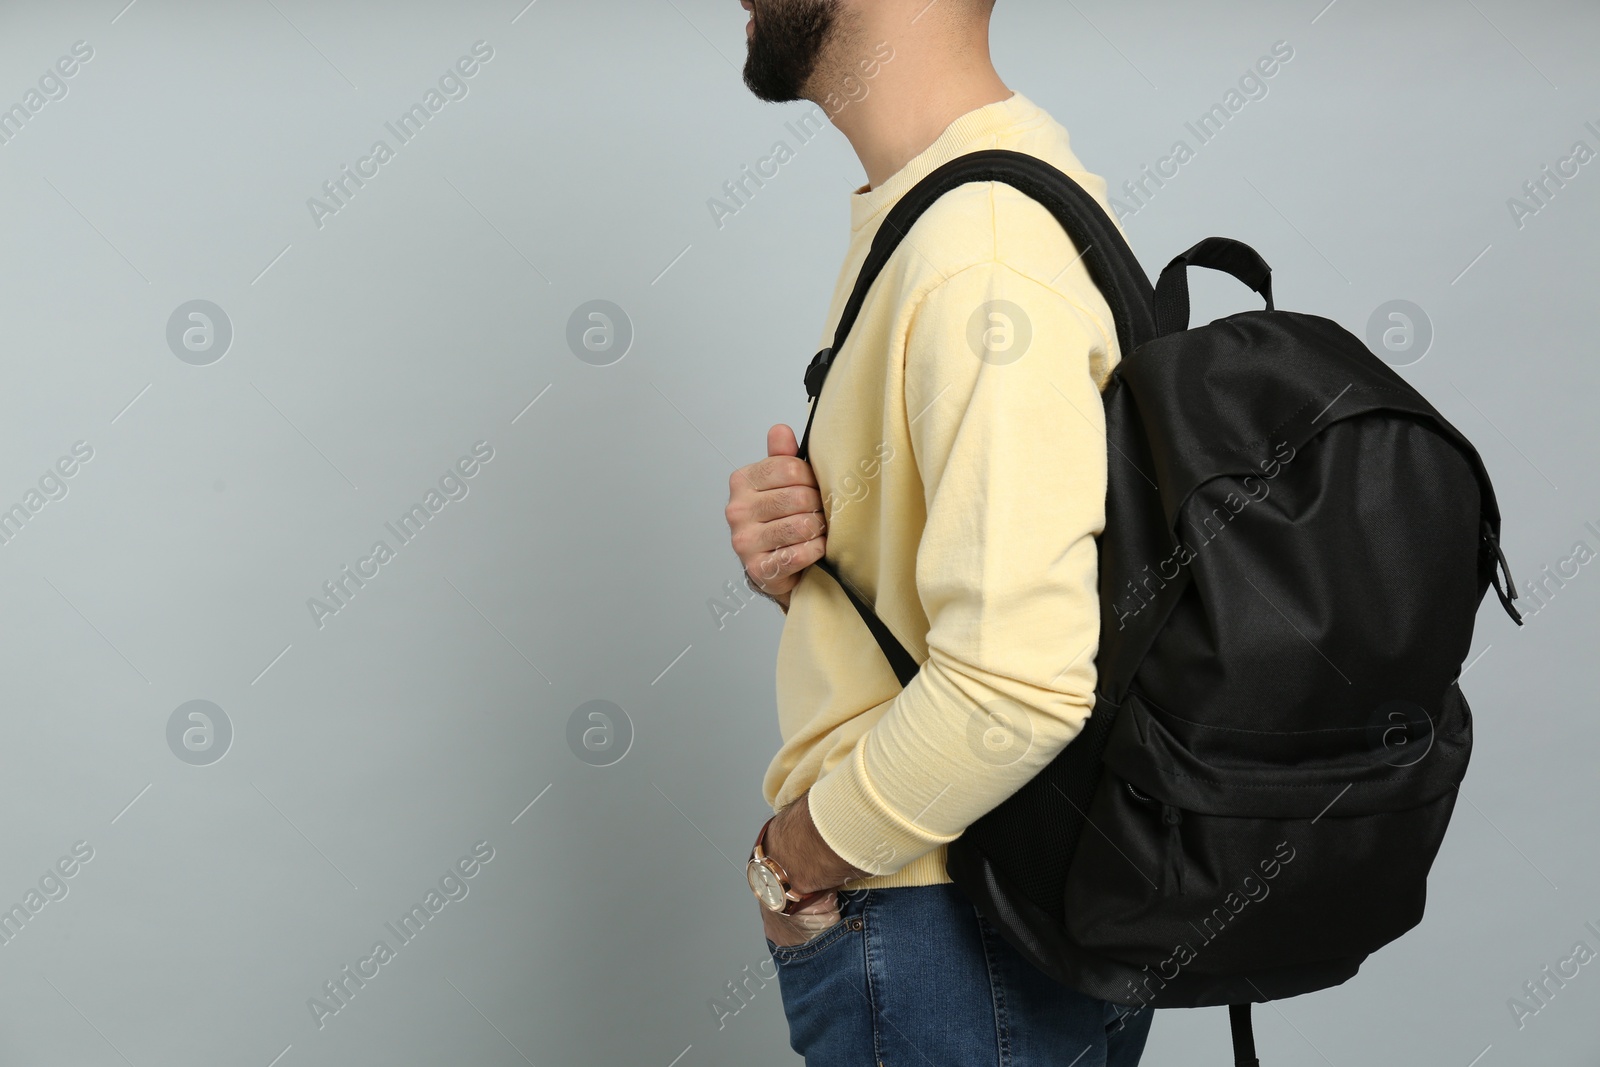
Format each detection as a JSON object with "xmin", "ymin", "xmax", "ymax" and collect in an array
[{"xmin": 769, "ymin": 793, "xmax": 868, "ymax": 894}]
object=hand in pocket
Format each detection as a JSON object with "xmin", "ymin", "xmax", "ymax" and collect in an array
[{"xmin": 760, "ymin": 889, "xmax": 841, "ymax": 947}]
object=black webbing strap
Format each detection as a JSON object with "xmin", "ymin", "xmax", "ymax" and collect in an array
[
  {"xmin": 1152, "ymin": 236, "xmax": 1275, "ymax": 337},
  {"xmin": 1230, "ymin": 1004, "xmax": 1261, "ymax": 1067},
  {"xmin": 813, "ymin": 556, "xmax": 919, "ymax": 687},
  {"xmin": 794, "ymin": 149, "xmax": 1157, "ymax": 683}
]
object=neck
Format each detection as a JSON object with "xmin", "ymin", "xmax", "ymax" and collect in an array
[{"xmin": 820, "ymin": 21, "xmax": 1011, "ymax": 191}]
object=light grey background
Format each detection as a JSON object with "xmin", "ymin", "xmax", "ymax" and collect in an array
[{"xmin": 0, "ymin": 0, "xmax": 1595, "ymax": 1064}]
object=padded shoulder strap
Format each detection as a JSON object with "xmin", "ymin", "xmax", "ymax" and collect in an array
[{"xmin": 797, "ymin": 149, "xmax": 1156, "ymax": 461}]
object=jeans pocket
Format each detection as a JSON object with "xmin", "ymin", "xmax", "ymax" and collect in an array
[{"xmin": 765, "ymin": 888, "xmax": 869, "ymax": 965}]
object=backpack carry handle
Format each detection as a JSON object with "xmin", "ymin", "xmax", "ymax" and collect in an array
[{"xmin": 1154, "ymin": 236, "xmax": 1274, "ymax": 336}]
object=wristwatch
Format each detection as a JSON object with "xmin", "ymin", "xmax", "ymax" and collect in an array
[{"xmin": 747, "ymin": 815, "xmax": 832, "ymax": 915}]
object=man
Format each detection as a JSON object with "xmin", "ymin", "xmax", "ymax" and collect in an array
[{"xmin": 723, "ymin": 0, "xmax": 1153, "ymax": 1062}]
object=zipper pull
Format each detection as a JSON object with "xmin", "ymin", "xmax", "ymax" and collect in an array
[
  {"xmin": 1482, "ymin": 519, "xmax": 1523, "ymax": 626},
  {"xmin": 1161, "ymin": 803, "xmax": 1185, "ymax": 895}
]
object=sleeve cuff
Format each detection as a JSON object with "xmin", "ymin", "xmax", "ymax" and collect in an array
[{"xmin": 805, "ymin": 737, "xmax": 957, "ymax": 877}]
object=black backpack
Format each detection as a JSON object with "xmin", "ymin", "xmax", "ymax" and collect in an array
[{"xmin": 793, "ymin": 149, "xmax": 1522, "ymax": 1065}]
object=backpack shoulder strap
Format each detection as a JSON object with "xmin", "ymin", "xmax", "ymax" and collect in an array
[
  {"xmin": 795, "ymin": 149, "xmax": 1155, "ymax": 687},
  {"xmin": 798, "ymin": 148, "xmax": 1156, "ymax": 460}
]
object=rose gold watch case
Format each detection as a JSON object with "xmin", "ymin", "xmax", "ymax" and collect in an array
[
  {"xmin": 748, "ymin": 815, "xmax": 806, "ymax": 913},
  {"xmin": 747, "ymin": 856, "xmax": 791, "ymax": 912}
]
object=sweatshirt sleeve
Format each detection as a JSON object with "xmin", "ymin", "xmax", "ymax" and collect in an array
[{"xmin": 803, "ymin": 259, "xmax": 1116, "ymax": 877}]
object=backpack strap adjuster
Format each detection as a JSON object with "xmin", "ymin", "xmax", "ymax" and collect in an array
[{"xmin": 804, "ymin": 347, "xmax": 835, "ymax": 400}]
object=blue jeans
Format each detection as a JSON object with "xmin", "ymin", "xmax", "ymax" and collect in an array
[{"xmin": 766, "ymin": 882, "xmax": 1153, "ymax": 1066}]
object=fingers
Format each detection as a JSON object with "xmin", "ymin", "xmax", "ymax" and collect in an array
[
  {"xmin": 726, "ymin": 427, "xmax": 827, "ymax": 596},
  {"xmin": 731, "ymin": 455, "xmax": 818, "ymax": 499},
  {"xmin": 746, "ymin": 486, "xmax": 825, "ymax": 530},
  {"xmin": 731, "ymin": 514, "xmax": 824, "ymax": 568},
  {"xmin": 792, "ymin": 889, "xmax": 838, "ymax": 914},
  {"xmin": 762, "ymin": 891, "xmax": 845, "ymax": 948},
  {"xmin": 729, "ymin": 426, "xmax": 816, "ymax": 506},
  {"xmin": 727, "ymin": 474, "xmax": 826, "ymax": 570},
  {"xmin": 745, "ymin": 535, "xmax": 825, "ymax": 590},
  {"xmin": 786, "ymin": 911, "xmax": 842, "ymax": 939},
  {"xmin": 728, "ymin": 482, "xmax": 819, "ymax": 527}
]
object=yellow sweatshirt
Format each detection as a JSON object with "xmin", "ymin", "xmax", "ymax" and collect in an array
[{"xmin": 762, "ymin": 91, "xmax": 1130, "ymax": 890}]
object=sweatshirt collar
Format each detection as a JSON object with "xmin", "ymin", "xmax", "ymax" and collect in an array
[{"xmin": 849, "ymin": 90, "xmax": 1041, "ymax": 232}]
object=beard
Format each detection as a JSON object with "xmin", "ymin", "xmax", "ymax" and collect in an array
[{"xmin": 742, "ymin": 0, "xmax": 841, "ymax": 103}]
